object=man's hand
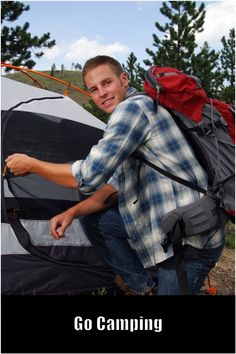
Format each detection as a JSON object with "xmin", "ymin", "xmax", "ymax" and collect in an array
[
  {"xmin": 49, "ymin": 183, "xmax": 118, "ymax": 240},
  {"xmin": 5, "ymin": 153, "xmax": 77, "ymax": 188},
  {"xmin": 50, "ymin": 210, "xmax": 74, "ymax": 240},
  {"xmin": 5, "ymin": 153, "xmax": 36, "ymax": 176}
]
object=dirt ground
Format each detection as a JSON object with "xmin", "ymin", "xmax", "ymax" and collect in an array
[{"xmin": 201, "ymin": 247, "xmax": 235, "ymax": 295}]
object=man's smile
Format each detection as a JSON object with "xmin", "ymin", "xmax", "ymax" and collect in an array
[{"xmin": 102, "ymin": 97, "xmax": 115, "ymax": 106}]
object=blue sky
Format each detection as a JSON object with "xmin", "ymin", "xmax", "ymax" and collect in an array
[{"xmin": 9, "ymin": 1, "xmax": 236, "ymax": 71}]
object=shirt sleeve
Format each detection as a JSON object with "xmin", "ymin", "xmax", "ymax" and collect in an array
[
  {"xmin": 72, "ymin": 98, "xmax": 151, "ymax": 194},
  {"xmin": 107, "ymin": 167, "xmax": 121, "ymax": 191}
]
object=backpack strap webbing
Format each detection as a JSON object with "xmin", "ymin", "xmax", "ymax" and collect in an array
[
  {"xmin": 135, "ymin": 155, "xmax": 207, "ymax": 195},
  {"xmin": 170, "ymin": 217, "xmax": 191, "ymax": 295},
  {"xmin": 161, "ymin": 215, "xmax": 191, "ymax": 294}
]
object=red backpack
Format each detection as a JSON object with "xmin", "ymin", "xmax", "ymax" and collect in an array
[
  {"xmin": 142, "ymin": 65, "xmax": 235, "ymax": 217},
  {"xmin": 208, "ymin": 98, "xmax": 235, "ymax": 144},
  {"xmin": 144, "ymin": 66, "xmax": 235, "ymax": 142},
  {"xmin": 141, "ymin": 65, "xmax": 235, "ymax": 294}
]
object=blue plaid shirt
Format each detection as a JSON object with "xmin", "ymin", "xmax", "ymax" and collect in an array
[{"xmin": 72, "ymin": 88, "xmax": 225, "ymax": 268}]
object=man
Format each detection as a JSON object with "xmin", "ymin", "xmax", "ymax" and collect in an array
[{"xmin": 6, "ymin": 55, "xmax": 225, "ymax": 295}]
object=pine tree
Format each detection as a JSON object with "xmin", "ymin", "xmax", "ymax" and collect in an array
[
  {"xmin": 220, "ymin": 28, "xmax": 235, "ymax": 102},
  {"xmin": 60, "ymin": 64, "xmax": 65, "ymax": 78},
  {"xmin": 75, "ymin": 63, "xmax": 82, "ymax": 71},
  {"xmin": 122, "ymin": 52, "xmax": 145, "ymax": 90},
  {"xmin": 144, "ymin": 1, "xmax": 205, "ymax": 72},
  {"xmin": 1, "ymin": 1, "xmax": 56, "ymax": 70},
  {"xmin": 50, "ymin": 63, "xmax": 56, "ymax": 77},
  {"xmin": 191, "ymin": 42, "xmax": 223, "ymax": 97}
]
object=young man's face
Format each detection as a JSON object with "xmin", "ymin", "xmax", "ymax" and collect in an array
[{"xmin": 84, "ymin": 64, "xmax": 129, "ymax": 114}]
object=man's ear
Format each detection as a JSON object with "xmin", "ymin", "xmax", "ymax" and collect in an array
[{"xmin": 120, "ymin": 72, "xmax": 129, "ymax": 88}]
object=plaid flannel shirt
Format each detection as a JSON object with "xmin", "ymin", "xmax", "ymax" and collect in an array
[{"xmin": 72, "ymin": 88, "xmax": 225, "ymax": 268}]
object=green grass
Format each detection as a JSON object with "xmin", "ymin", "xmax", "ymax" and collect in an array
[
  {"xmin": 225, "ymin": 222, "xmax": 235, "ymax": 249},
  {"xmin": 4, "ymin": 69, "xmax": 90, "ymax": 106}
]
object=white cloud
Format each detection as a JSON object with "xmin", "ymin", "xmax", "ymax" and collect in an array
[
  {"xmin": 44, "ymin": 45, "xmax": 63, "ymax": 60},
  {"xmin": 196, "ymin": 1, "xmax": 235, "ymax": 49},
  {"xmin": 65, "ymin": 36, "xmax": 129, "ymax": 63},
  {"xmin": 42, "ymin": 36, "xmax": 129, "ymax": 67}
]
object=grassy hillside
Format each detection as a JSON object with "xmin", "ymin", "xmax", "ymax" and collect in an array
[{"xmin": 5, "ymin": 70, "xmax": 91, "ymax": 107}]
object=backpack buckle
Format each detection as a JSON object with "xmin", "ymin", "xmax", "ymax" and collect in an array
[
  {"xmin": 161, "ymin": 235, "xmax": 171, "ymax": 253},
  {"xmin": 155, "ymin": 84, "xmax": 161, "ymax": 102},
  {"xmin": 215, "ymin": 184, "xmax": 225, "ymax": 207}
]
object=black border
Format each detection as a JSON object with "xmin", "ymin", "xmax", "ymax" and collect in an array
[{"xmin": 1, "ymin": 295, "xmax": 235, "ymax": 353}]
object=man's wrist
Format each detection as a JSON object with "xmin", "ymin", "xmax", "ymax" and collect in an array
[{"xmin": 29, "ymin": 157, "xmax": 39, "ymax": 173}]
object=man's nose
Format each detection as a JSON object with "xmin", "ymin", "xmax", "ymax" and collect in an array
[{"xmin": 98, "ymin": 86, "xmax": 108, "ymax": 97}]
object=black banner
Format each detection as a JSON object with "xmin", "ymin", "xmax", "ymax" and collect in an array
[{"xmin": 1, "ymin": 295, "xmax": 235, "ymax": 353}]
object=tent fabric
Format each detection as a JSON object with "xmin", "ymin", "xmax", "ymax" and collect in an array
[
  {"xmin": 1, "ymin": 77, "xmax": 104, "ymax": 129},
  {"xmin": 1, "ymin": 219, "xmax": 91, "ymax": 255},
  {"xmin": 1, "ymin": 252, "xmax": 115, "ymax": 295},
  {"xmin": 1, "ymin": 77, "xmax": 117, "ymax": 295}
]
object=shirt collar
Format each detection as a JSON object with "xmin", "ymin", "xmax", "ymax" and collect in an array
[{"xmin": 124, "ymin": 87, "xmax": 138, "ymax": 99}]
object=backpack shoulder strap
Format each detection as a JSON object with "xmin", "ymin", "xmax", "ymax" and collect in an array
[
  {"xmin": 124, "ymin": 90, "xmax": 158, "ymax": 112},
  {"xmin": 128, "ymin": 90, "xmax": 206, "ymax": 194},
  {"xmin": 135, "ymin": 154, "xmax": 207, "ymax": 195}
]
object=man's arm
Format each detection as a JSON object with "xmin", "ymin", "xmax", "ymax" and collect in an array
[
  {"xmin": 50, "ymin": 183, "xmax": 118, "ymax": 239},
  {"xmin": 5, "ymin": 153, "xmax": 78, "ymax": 188}
]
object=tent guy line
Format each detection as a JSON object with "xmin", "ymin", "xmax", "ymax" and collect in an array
[{"xmin": 1, "ymin": 62, "xmax": 91, "ymax": 97}]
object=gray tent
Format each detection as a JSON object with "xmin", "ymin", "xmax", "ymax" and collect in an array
[{"xmin": 1, "ymin": 77, "xmax": 115, "ymax": 294}]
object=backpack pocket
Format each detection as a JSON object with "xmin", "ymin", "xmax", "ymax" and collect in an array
[{"xmin": 161, "ymin": 193, "xmax": 228, "ymax": 253}]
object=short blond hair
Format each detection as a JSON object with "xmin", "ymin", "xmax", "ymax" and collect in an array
[{"xmin": 82, "ymin": 55, "xmax": 124, "ymax": 86}]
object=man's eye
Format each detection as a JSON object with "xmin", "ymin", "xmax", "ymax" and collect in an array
[
  {"xmin": 105, "ymin": 80, "xmax": 111, "ymax": 86},
  {"xmin": 90, "ymin": 88, "xmax": 97, "ymax": 94}
]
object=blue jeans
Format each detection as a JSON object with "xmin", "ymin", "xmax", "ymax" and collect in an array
[
  {"xmin": 80, "ymin": 205, "xmax": 224, "ymax": 295},
  {"xmin": 156, "ymin": 243, "xmax": 224, "ymax": 295},
  {"xmin": 80, "ymin": 206, "xmax": 155, "ymax": 293}
]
